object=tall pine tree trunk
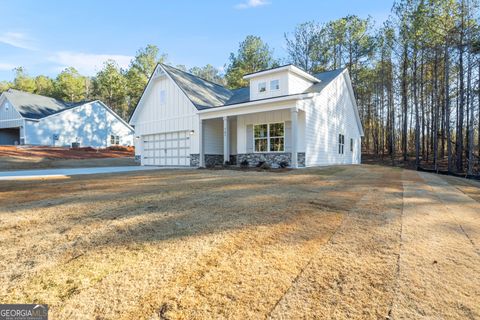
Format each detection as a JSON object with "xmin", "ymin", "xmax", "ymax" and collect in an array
[
  {"xmin": 445, "ymin": 42, "xmax": 453, "ymax": 173},
  {"xmin": 402, "ymin": 44, "xmax": 409, "ymax": 161},
  {"xmin": 467, "ymin": 48, "xmax": 474, "ymax": 174},
  {"xmin": 414, "ymin": 50, "xmax": 421, "ymax": 169},
  {"xmin": 433, "ymin": 49, "xmax": 439, "ymax": 170},
  {"xmin": 456, "ymin": 0, "xmax": 465, "ymax": 172}
]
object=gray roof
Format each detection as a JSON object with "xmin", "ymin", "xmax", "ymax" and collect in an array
[
  {"xmin": 160, "ymin": 64, "xmax": 346, "ymax": 110},
  {"xmin": 161, "ymin": 64, "xmax": 234, "ymax": 110},
  {"xmin": 3, "ymin": 89, "xmax": 87, "ymax": 119},
  {"xmin": 307, "ymin": 68, "xmax": 346, "ymax": 94}
]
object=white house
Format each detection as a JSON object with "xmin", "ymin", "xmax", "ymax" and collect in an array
[
  {"xmin": 0, "ymin": 89, "xmax": 133, "ymax": 147},
  {"xmin": 129, "ymin": 64, "xmax": 363, "ymax": 168}
]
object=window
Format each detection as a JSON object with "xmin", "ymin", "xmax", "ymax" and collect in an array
[
  {"xmin": 254, "ymin": 123, "xmax": 284, "ymax": 152},
  {"xmin": 258, "ymin": 82, "xmax": 267, "ymax": 93},
  {"xmin": 350, "ymin": 138, "xmax": 354, "ymax": 152},
  {"xmin": 159, "ymin": 90, "xmax": 166, "ymax": 105},
  {"xmin": 110, "ymin": 135, "xmax": 120, "ymax": 145},
  {"xmin": 270, "ymin": 79, "xmax": 280, "ymax": 91},
  {"xmin": 338, "ymin": 134, "xmax": 345, "ymax": 154}
]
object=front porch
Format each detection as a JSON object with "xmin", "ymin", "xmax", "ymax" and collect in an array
[{"xmin": 195, "ymin": 101, "xmax": 306, "ymax": 168}]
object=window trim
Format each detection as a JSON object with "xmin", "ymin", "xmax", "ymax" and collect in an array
[
  {"xmin": 270, "ymin": 79, "xmax": 280, "ymax": 91},
  {"xmin": 253, "ymin": 122, "xmax": 285, "ymax": 153}
]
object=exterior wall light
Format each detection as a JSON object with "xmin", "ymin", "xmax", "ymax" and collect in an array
[{"xmin": 189, "ymin": 130, "xmax": 195, "ymax": 135}]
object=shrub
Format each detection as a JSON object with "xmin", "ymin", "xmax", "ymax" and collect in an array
[
  {"xmin": 279, "ymin": 161, "xmax": 289, "ymax": 168},
  {"xmin": 205, "ymin": 162, "xmax": 216, "ymax": 169},
  {"xmin": 240, "ymin": 159, "xmax": 249, "ymax": 168},
  {"xmin": 260, "ymin": 162, "xmax": 271, "ymax": 170}
]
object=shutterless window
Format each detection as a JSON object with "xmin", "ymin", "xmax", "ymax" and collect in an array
[
  {"xmin": 111, "ymin": 135, "xmax": 120, "ymax": 145},
  {"xmin": 350, "ymin": 138, "xmax": 353, "ymax": 152},
  {"xmin": 338, "ymin": 134, "xmax": 345, "ymax": 154},
  {"xmin": 258, "ymin": 82, "xmax": 267, "ymax": 93},
  {"xmin": 254, "ymin": 123, "xmax": 284, "ymax": 152},
  {"xmin": 270, "ymin": 79, "xmax": 280, "ymax": 91}
]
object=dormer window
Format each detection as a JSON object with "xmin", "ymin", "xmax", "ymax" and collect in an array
[
  {"xmin": 270, "ymin": 79, "xmax": 280, "ymax": 91},
  {"xmin": 258, "ymin": 82, "xmax": 266, "ymax": 93}
]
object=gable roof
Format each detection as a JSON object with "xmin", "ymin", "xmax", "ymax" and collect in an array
[
  {"xmin": 2, "ymin": 89, "xmax": 133, "ymax": 131},
  {"xmin": 130, "ymin": 64, "xmax": 350, "ymax": 121},
  {"xmin": 161, "ymin": 65, "xmax": 344, "ymax": 108},
  {"xmin": 3, "ymin": 89, "xmax": 87, "ymax": 119},
  {"xmin": 161, "ymin": 64, "xmax": 234, "ymax": 110}
]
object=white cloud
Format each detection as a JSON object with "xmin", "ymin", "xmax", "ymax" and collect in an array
[
  {"xmin": 0, "ymin": 32, "xmax": 36, "ymax": 50},
  {"xmin": 50, "ymin": 51, "xmax": 133, "ymax": 76},
  {"xmin": 235, "ymin": 0, "xmax": 270, "ymax": 9},
  {"xmin": 0, "ymin": 63, "xmax": 15, "ymax": 71}
]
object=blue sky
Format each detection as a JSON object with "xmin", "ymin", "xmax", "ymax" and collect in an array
[{"xmin": 0, "ymin": 0, "xmax": 393, "ymax": 81}]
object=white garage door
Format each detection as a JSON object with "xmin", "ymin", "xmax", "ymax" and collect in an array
[{"xmin": 142, "ymin": 131, "xmax": 190, "ymax": 166}]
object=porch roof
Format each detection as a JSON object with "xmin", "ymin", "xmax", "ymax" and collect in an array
[{"xmin": 198, "ymin": 93, "xmax": 312, "ymax": 119}]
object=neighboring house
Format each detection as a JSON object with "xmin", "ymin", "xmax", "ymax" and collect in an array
[
  {"xmin": 0, "ymin": 89, "xmax": 133, "ymax": 147},
  {"xmin": 129, "ymin": 64, "xmax": 363, "ymax": 168}
]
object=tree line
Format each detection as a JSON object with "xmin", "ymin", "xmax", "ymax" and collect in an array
[{"xmin": 1, "ymin": 0, "xmax": 479, "ymax": 174}]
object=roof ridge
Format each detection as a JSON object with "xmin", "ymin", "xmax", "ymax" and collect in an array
[
  {"xmin": 160, "ymin": 63, "xmax": 230, "ymax": 92},
  {"xmin": 6, "ymin": 88, "xmax": 93, "ymax": 106}
]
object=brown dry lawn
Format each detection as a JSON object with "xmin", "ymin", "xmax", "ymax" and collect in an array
[{"xmin": 0, "ymin": 165, "xmax": 478, "ymax": 319}]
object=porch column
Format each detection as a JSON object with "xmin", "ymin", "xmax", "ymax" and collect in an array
[
  {"xmin": 223, "ymin": 116, "xmax": 229, "ymax": 164},
  {"xmin": 199, "ymin": 118, "xmax": 205, "ymax": 167},
  {"xmin": 291, "ymin": 108, "xmax": 298, "ymax": 168}
]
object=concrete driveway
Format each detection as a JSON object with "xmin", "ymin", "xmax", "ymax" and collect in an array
[{"xmin": 0, "ymin": 166, "xmax": 178, "ymax": 180}]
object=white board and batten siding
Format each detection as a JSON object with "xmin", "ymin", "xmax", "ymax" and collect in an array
[
  {"xmin": 130, "ymin": 67, "xmax": 200, "ymax": 166},
  {"xmin": 0, "ymin": 98, "xmax": 24, "ymax": 130},
  {"xmin": 304, "ymin": 71, "xmax": 362, "ymax": 166}
]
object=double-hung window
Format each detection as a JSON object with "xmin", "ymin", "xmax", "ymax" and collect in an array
[
  {"xmin": 338, "ymin": 134, "xmax": 345, "ymax": 154},
  {"xmin": 350, "ymin": 138, "xmax": 354, "ymax": 152},
  {"xmin": 270, "ymin": 79, "xmax": 280, "ymax": 91},
  {"xmin": 254, "ymin": 123, "xmax": 285, "ymax": 152}
]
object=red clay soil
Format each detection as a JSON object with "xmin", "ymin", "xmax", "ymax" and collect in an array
[{"xmin": 0, "ymin": 146, "xmax": 134, "ymax": 159}]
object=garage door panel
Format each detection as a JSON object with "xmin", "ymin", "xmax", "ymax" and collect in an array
[{"xmin": 143, "ymin": 131, "xmax": 190, "ymax": 166}]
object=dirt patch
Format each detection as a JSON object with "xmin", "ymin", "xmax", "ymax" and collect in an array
[
  {"xmin": 0, "ymin": 155, "xmax": 137, "ymax": 171},
  {"xmin": 0, "ymin": 146, "xmax": 134, "ymax": 160}
]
